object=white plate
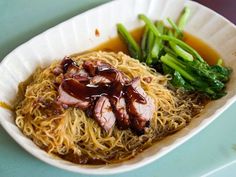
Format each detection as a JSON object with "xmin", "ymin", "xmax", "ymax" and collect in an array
[{"xmin": 0, "ymin": 0, "xmax": 236, "ymax": 175}]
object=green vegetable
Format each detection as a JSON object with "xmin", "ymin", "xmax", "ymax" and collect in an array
[
  {"xmin": 164, "ymin": 46, "xmax": 178, "ymax": 57},
  {"xmin": 161, "ymin": 54, "xmax": 229, "ymax": 98},
  {"xmin": 138, "ymin": 14, "xmax": 204, "ymax": 62},
  {"xmin": 151, "ymin": 21, "xmax": 164, "ymax": 62},
  {"xmin": 138, "ymin": 14, "xmax": 161, "ymax": 36},
  {"xmin": 177, "ymin": 7, "xmax": 190, "ymax": 31},
  {"xmin": 161, "ymin": 54, "xmax": 195, "ymax": 81},
  {"xmin": 169, "ymin": 41, "xmax": 193, "ymax": 61},
  {"xmin": 210, "ymin": 65, "xmax": 232, "ymax": 82},
  {"xmin": 172, "ymin": 70, "xmax": 195, "ymax": 91},
  {"xmin": 141, "ymin": 26, "xmax": 149, "ymax": 60},
  {"xmin": 146, "ymin": 29, "xmax": 155, "ymax": 65},
  {"xmin": 161, "ymin": 35, "xmax": 204, "ymax": 62},
  {"xmin": 167, "ymin": 18, "xmax": 182, "ymax": 38},
  {"xmin": 117, "ymin": 23, "xmax": 142, "ymax": 60},
  {"xmin": 117, "ymin": 8, "xmax": 231, "ymax": 99}
]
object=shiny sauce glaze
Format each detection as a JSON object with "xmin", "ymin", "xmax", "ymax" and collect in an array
[
  {"xmin": 61, "ymin": 60, "xmax": 145, "ymax": 103},
  {"xmin": 60, "ymin": 57, "xmax": 147, "ymax": 105},
  {"xmin": 61, "ymin": 78, "xmax": 110, "ymax": 101},
  {"xmin": 59, "ymin": 59, "xmax": 152, "ymax": 133}
]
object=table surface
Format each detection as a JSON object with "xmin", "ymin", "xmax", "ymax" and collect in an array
[{"xmin": 0, "ymin": 0, "xmax": 236, "ymax": 177}]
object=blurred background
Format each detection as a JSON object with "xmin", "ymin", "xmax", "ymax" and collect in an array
[{"xmin": 194, "ymin": 0, "xmax": 235, "ymax": 24}]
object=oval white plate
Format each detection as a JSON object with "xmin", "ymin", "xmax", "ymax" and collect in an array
[{"xmin": 0, "ymin": 0, "xmax": 236, "ymax": 175}]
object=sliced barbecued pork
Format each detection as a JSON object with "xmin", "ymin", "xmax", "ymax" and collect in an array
[
  {"xmin": 57, "ymin": 84, "xmax": 90, "ymax": 110},
  {"xmin": 65, "ymin": 66, "xmax": 89, "ymax": 81},
  {"xmin": 53, "ymin": 67, "xmax": 63, "ymax": 76},
  {"xmin": 61, "ymin": 57, "xmax": 77, "ymax": 73},
  {"xmin": 90, "ymin": 75, "xmax": 111, "ymax": 84},
  {"xmin": 57, "ymin": 78, "xmax": 111, "ymax": 110},
  {"xmin": 125, "ymin": 77, "xmax": 155, "ymax": 133},
  {"xmin": 97, "ymin": 68, "xmax": 128, "ymax": 84},
  {"xmin": 83, "ymin": 60, "xmax": 128, "ymax": 84},
  {"xmin": 53, "ymin": 56, "xmax": 74, "ymax": 76},
  {"xmin": 83, "ymin": 60, "xmax": 111, "ymax": 76},
  {"xmin": 53, "ymin": 57, "xmax": 90, "ymax": 80},
  {"xmin": 93, "ymin": 96, "xmax": 116, "ymax": 131},
  {"xmin": 110, "ymin": 96, "xmax": 130, "ymax": 129},
  {"xmin": 83, "ymin": 61, "xmax": 130, "ymax": 129},
  {"xmin": 62, "ymin": 58, "xmax": 89, "ymax": 80},
  {"xmin": 56, "ymin": 58, "xmax": 155, "ymax": 134},
  {"xmin": 109, "ymin": 82, "xmax": 130, "ymax": 129}
]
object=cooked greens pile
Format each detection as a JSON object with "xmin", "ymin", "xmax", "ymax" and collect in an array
[{"xmin": 117, "ymin": 7, "xmax": 231, "ymax": 99}]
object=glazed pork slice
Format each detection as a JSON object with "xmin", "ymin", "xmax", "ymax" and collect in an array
[
  {"xmin": 110, "ymin": 96, "xmax": 130, "ymax": 129},
  {"xmin": 109, "ymin": 82, "xmax": 130, "ymax": 129},
  {"xmin": 83, "ymin": 60, "xmax": 111, "ymax": 76},
  {"xmin": 56, "ymin": 58, "xmax": 155, "ymax": 134},
  {"xmin": 126, "ymin": 78, "xmax": 155, "ymax": 133},
  {"xmin": 53, "ymin": 57, "xmax": 90, "ymax": 82},
  {"xmin": 83, "ymin": 60, "xmax": 128, "ymax": 84},
  {"xmin": 57, "ymin": 84, "xmax": 90, "ymax": 110},
  {"xmin": 90, "ymin": 75, "xmax": 111, "ymax": 84},
  {"xmin": 57, "ymin": 77, "xmax": 111, "ymax": 110},
  {"xmin": 61, "ymin": 57, "xmax": 77, "ymax": 73},
  {"xmin": 93, "ymin": 96, "xmax": 116, "ymax": 131},
  {"xmin": 53, "ymin": 57, "xmax": 75, "ymax": 75},
  {"xmin": 65, "ymin": 67, "xmax": 89, "ymax": 81}
]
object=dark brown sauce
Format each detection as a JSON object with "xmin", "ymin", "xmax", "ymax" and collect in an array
[{"xmin": 94, "ymin": 27, "xmax": 220, "ymax": 65}]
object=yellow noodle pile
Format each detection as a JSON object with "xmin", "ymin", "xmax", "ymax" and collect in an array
[{"xmin": 15, "ymin": 51, "xmax": 203, "ymax": 164}]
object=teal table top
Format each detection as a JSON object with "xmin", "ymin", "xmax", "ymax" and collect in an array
[{"xmin": 1, "ymin": 0, "xmax": 236, "ymax": 177}]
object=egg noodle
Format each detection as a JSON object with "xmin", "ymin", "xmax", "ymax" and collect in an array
[{"xmin": 15, "ymin": 51, "xmax": 204, "ymax": 164}]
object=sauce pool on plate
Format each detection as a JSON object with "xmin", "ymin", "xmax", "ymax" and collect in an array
[{"xmin": 94, "ymin": 27, "xmax": 220, "ymax": 65}]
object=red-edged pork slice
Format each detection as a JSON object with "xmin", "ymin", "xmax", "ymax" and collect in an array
[
  {"xmin": 93, "ymin": 96, "xmax": 116, "ymax": 131},
  {"xmin": 90, "ymin": 75, "xmax": 111, "ymax": 84},
  {"xmin": 110, "ymin": 97, "xmax": 130, "ymax": 129},
  {"xmin": 53, "ymin": 66, "xmax": 63, "ymax": 76},
  {"xmin": 83, "ymin": 60, "xmax": 111, "ymax": 76},
  {"xmin": 57, "ymin": 84, "xmax": 90, "ymax": 110},
  {"xmin": 61, "ymin": 57, "xmax": 77, "ymax": 73},
  {"xmin": 83, "ymin": 60, "xmax": 129, "ymax": 84},
  {"xmin": 65, "ymin": 65, "xmax": 89, "ymax": 80},
  {"xmin": 126, "ymin": 77, "xmax": 155, "ymax": 133}
]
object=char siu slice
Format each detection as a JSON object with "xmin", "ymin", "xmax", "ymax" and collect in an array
[
  {"xmin": 110, "ymin": 97, "xmax": 130, "ymax": 129},
  {"xmin": 93, "ymin": 96, "xmax": 116, "ymax": 131},
  {"xmin": 83, "ymin": 60, "xmax": 128, "ymax": 84},
  {"xmin": 61, "ymin": 57, "xmax": 77, "ymax": 73},
  {"xmin": 90, "ymin": 75, "xmax": 111, "ymax": 84},
  {"xmin": 83, "ymin": 60, "xmax": 111, "ymax": 76},
  {"xmin": 57, "ymin": 84, "xmax": 90, "ymax": 110},
  {"xmin": 125, "ymin": 78, "xmax": 155, "ymax": 133},
  {"xmin": 109, "ymin": 82, "xmax": 130, "ymax": 129},
  {"xmin": 65, "ymin": 66, "xmax": 89, "ymax": 82}
]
